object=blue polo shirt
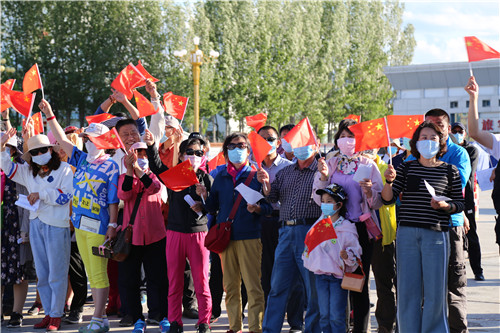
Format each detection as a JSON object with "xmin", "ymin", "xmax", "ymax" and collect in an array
[{"xmin": 406, "ymin": 136, "xmax": 471, "ymax": 226}]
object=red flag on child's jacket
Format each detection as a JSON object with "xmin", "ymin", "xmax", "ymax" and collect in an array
[
  {"xmin": 348, "ymin": 117, "xmax": 390, "ymax": 152},
  {"xmin": 1, "ymin": 79, "xmax": 16, "ymax": 112},
  {"xmin": 163, "ymin": 92, "xmax": 189, "ymax": 120},
  {"xmin": 386, "ymin": 115, "xmax": 424, "ymax": 139},
  {"xmin": 283, "ymin": 117, "xmax": 316, "ymax": 149},
  {"xmin": 208, "ymin": 151, "xmax": 225, "ymax": 172},
  {"xmin": 133, "ymin": 90, "xmax": 158, "ymax": 117},
  {"xmin": 158, "ymin": 159, "xmax": 199, "ymax": 192},
  {"xmin": 245, "ymin": 113, "xmax": 267, "ymax": 132},
  {"xmin": 86, "ymin": 113, "xmax": 116, "ymax": 125},
  {"xmin": 304, "ymin": 217, "xmax": 337, "ymax": 256},
  {"xmin": 23, "ymin": 64, "xmax": 43, "ymax": 95},
  {"xmin": 111, "ymin": 64, "xmax": 146, "ymax": 100},
  {"xmin": 248, "ymin": 131, "xmax": 272, "ymax": 168},
  {"xmin": 3, "ymin": 88, "xmax": 35, "ymax": 117},
  {"xmin": 88, "ymin": 128, "xmax": 126, "ymax": 150},
  {"xmin": 464, "ymin": 36, "xmax": 500, "ymax": 62}
]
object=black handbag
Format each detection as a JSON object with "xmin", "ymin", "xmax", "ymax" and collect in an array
[{"xmin": 111, "ymin": 191, "xmax": 143, "ymax": 262}]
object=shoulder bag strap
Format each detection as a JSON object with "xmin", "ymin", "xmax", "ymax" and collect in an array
[
  {"xmin": 227, "ymin": 170, "xmax": 256, "ymax": 221},
  {"xmin": 128, "ymin": 191, "xmax": 144, "ymax": 227}
]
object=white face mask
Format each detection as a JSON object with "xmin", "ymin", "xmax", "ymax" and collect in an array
[
  {"xmin": 137, "ymin": 158, "xmax": 149, "ymax": 170},
  {"xmin": 85, "ymin": 141, "xmax": 102, "ymax": 163},
  {"xmin": 186, "ymin": 155, "xmax": 202, "ymax": 171},
  {"xmin": 31, "ymin": 151, "xmax": 52, "ymax": 165}
]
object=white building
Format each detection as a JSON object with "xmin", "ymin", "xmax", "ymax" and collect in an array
[{"xmin": 384, "ymin": 60, "xmax": 500, "ymax": 133}]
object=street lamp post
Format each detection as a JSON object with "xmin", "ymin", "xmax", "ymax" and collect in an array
[{"xmin": 174, "ymin": 37, "xmax": 219, "ymax": 132}]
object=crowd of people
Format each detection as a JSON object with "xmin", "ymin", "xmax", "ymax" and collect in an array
[{"xmin": 1, "ymin": 75, "xmax": 499, "ymax": 333}]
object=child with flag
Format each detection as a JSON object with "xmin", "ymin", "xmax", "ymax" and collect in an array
[{"xmin": 303, "ymin": 183, "xmax": 362, "ymax": 333}]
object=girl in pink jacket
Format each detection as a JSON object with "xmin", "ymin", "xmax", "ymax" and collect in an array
[{"xmin": 303, "ymin": 183, "xmax": 362, "ymax": 333}]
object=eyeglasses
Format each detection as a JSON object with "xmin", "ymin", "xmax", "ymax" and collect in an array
[
  {"xmin": 185, "ymin": 148, "xmax": 204, "ymax": 157},
  {"xmin": 265, "ymin": 137, "xmax": 277, "ymax": 142},
  {"xmin": 227, "ymin": 143, "xmax": 248, "ymax": 150},
  {"xmin": 30, "ymin": 147, "xmax": 49, "ymax": 156}
]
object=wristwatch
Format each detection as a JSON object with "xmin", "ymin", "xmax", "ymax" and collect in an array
[{"xmin": 108, "ymin": 223, "xmax": 118, "ymax": 229}]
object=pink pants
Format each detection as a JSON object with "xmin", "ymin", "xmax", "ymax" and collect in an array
[{"xmin": 166, "ymin": 230, "xmax": 212, "ymax": 325}]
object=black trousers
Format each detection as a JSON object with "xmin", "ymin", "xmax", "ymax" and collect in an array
[
  {"xmin": 118, "ymin": 237, "xmax": 168, "ymax": 322},
  {"xmin": 351, "ymin": 222, "xmax": 374, "ymax": 333},
  {"xmin": 465, "ymin": 211, "xmax": 483, "ymax": 275},
  {"xmin": 68, "ymin": 241, "xmax": 87, "ymax": 313},
  {"xmin": 261, "ymin": 214, "xmax": 305, "ymax": 328}
]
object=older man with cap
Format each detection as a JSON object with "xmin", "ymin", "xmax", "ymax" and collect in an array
[{"xmin": 451, "ymin": 122, "xmax": 483, "ymax": 281}]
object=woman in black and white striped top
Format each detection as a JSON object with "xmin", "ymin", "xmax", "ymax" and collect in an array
[{"xmin": 381, "ymin": 121, "xmax": 464, "ymax": 333}]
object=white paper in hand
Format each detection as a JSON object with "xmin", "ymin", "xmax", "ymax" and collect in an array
[
  {"xmin": 184, "ymin": 194, "xmax": 202, "ymax": 217},
  {"xmin": 352, "ymin": 164, "xmax": 372, "ymax": 183},
  {"xmin": 476, "ymin": 167, "xmax": 494, "ymax": 191},
  {"xmin": 15, "ymin": 194, "xmax": 40, "ymax": 212},
  {"xmin": 235, "ymin": 183, "xmax": 264, "ymax": 205},
  {"xmin": 424, "ymin": 180, "xmax": 451, "ymax": 202}
]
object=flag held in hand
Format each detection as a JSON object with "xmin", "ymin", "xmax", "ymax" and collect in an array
[
  {"xmin": 23, "ymin": 64, "xmax": 43, "ymax": 95},
  {"xmin": 208, "ymin": 151, "xmax": 226, "ymax": 172},
  {"xmin": 31, "ymin": 112, "xmax": 44, "ymax": 134},
  {"xmin": 245, "ymin": 113, "xmax": 267, "ymax": 132},
  {"xmin": 133, "ymin": 90, "xmax": 158, "ymax": 117},
  {"xmin": 464, "ymin": 36, "xmax": 500, "ymax": 62},
  {"xmin": 248, "ymin": 131, "xmax": 272, "ymax": 168},
  {"xmin": 88, "ymin": 127, "xmax": 126, "ymax": 150},
  {"xmin": 304, "ymin": 217, "xmax": 337, "ymax": 256},
  {"xmin": 386, "ymin": 115, "xmax": 424, "ymax": 139},
  {"xmin": 86, "ymin": 113, "xmax": 116, "ymax": 125},
  {"xmin": 3, "ymin": 88, "xmax": 35, "ymax": 117},
  {"xmin": 158, "ymin": 159, "xmax": 199, "ymax": 192},
  {"xmin": 283, "ymin": 117, "xmax": 316, "ymax": 149},
  {"xmin": 1, "ymin": 79, "xmax": 16, "ymax": 112},
  {"xmin": 134, "ymin": 60, "xmax": 159, "ymax": 84},
  {"xmin": 348, "ymin": 117, "xmax": 390, "ymax": 152},
  {"xmin": 111, "ymin": 63, "xmax": 146, "ymax": 100},
  {"xmin": 163, "ymin": 92, "xmax": 189, "ymax": 121}
]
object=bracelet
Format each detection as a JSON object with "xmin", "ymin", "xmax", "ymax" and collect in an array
[
  {"xmin": 386, "ymin": 179, "xmax": 393, "ymax": 184},
  {"xmin": 46, "ymin": 115, "xmax": 56, "ymax": 121},
  {"xmin": 446, "ymin": 203, "xmax": 454, "ymax": 213}
]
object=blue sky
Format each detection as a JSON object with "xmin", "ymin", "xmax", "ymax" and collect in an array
[{"xmin": 402, "ymin": 1, "xmax": 500, "ymax": 64}]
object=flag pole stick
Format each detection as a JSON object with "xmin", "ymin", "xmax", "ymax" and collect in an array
[
  {"xmin": 468, "ymin": 62, "xmax": 474, "ymax": 77},
  {"xmin": 383, "ymin": 117, "xmax": 392, "ymax": 165}
]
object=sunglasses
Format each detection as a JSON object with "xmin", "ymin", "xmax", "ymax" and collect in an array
[
  {"xmin": 185, "ymin": 148, "xmax": 204, "ymax": 157},
  {"xmin": 265, "ymin": 137, "xmax": 277, "ymax": 142},
  {"xmin": 30, "ymin": 147, "xmax": 49, "ymax": 156},
  {"xmin": 135, "ymin": 148, "xmax": 147, "ymax": 153},
  {"xmin": 227, "ymin": 143, "xmax": 248, "ymax": 150}
]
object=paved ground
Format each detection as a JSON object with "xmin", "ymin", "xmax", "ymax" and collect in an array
[{"xmin": 3, "ymin": 190, "xmax": 499, "ymax": 332}]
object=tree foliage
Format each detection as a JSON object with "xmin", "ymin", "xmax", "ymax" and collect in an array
[{"xmin": 1, "ymin": 0, "xmax": 414, "ymax": 141}]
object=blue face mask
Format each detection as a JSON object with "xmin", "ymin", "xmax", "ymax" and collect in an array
[
  {"xmin": 293, "ymin": 145, "xmax": 315, "ymax": 161},
  {"xmin": 281, "ymin": 139, "xmax": 293, "ymax": 153},
  {"xmin": 268, "ymin": 140, "xmax": 277, "ymax": 155},
  {"xmin": 452, "ymin": 132, "xmax": 464, "ymax": 144},
  {"xmin": 321, "ymin": 203, "xmax": 338, "ymax": 217},
  {"xmin": 402, "ymin": 137, "xmax": 411, "ymax": 151},
  {"xmin": 388, "ymin": 146, "xmax": 398, "ymax": 155},
  {"xmin": 416, "ymin": 140, "xmax": 439, "ymax": 159},
  {"xmin": 227, "ymin": 148, "xmax": 248, "ymax": 164}
]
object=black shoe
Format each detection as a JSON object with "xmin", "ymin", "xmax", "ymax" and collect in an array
[
  {"xmin": 7, "ymin": 312, "xmax": 22, "ymax": 328},
  {"xmin": 198, "ymin": 323, "xmax": 211, "ymax": 333},
  {"xmin": 182, "ymin": 308, "xmax": 199, "ymax": 319},
  {"xmin": 64, "ymin": 310, "xmax": 82, "ymax": 324},
  {"xmin": 210, "ymin": 315, "xmax": 219, "ymax": 323},
  {"xmin": 119, "ymin": 314, "xmax": 135, "ymax": 327},
  {"xmin": 146, "ymin": 316, "xmax": 161, "ymax": 325},
  {"xmin": 170, "ymin": 321, "xmax": 184, "ymax": 333},
  {"xmin": 474, "ymin": 273, "xmax": 485, "ymax": 281},
  {"xmin": 27, "ymin": 302, "xmax": 43, "ymax": 316},
  {"xmin": 85, "ymin": 295, "xmax": 93, "ymax": 304}
]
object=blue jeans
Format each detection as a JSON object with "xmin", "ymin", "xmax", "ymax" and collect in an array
[
  {"xmin": 316, "ymin": 274, "xmax": 348, "ymax": 333},
  {"xmin": 396, "ymin": 226, "xmax": 450, "ymax": 333},
  {"xmin": 30, "ymin": 218, "xmax": 71, "ymax": 318},
  {"xmin": 263, "ymin": 225, "xmax": 320, "ymax": 333}
]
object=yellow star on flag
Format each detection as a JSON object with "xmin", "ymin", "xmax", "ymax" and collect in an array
[
  {"xmin": 24, "ymin": 96, "xmax": 30, "ymax": 102},
  {"xmin": 111, "ymin": 134, "xmax": 116, "ymax": 139},
  {"xmin": 31, "ymin": 69, "xmax": 37, "ymax": 76},
  {"xmin": 414, "ymin": 119, "xmax": 420, "ymax": 126},
  {"xmin": 128, "ymin": 70, "xmax": 135, "ymax": 75},
  {"xmin": 376, "ymin": 123, "xmax": 383, "ymax": 131}
]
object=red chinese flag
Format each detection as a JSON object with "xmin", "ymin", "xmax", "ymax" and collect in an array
[
  {"xmin": 208, "ymin": 151, "xmax": 226, "ymax": 172},
  {"xmin": 111, "ymin": 64, "xmax": 146, "ymax": 100},
  {"xmin": 349, "ymin": 117, "xmax": 390, "ymax": 152},
  {"xmin": 31, "ymin": 112, "xmax": 44, "ymax": 134},
  {"xmin": 345, "ymin": 114, "xmax": 361, "ymax": 123},
  {"xmin": 134, "ymin": 60, "xmax": 159, "ymax": 85},
  {"xmin": 4, "ymin": 88, "xmax": 35, "ymax": 117},
  {"xmin": 23, "ymin": 64, "xmax": 43, "ymax": 95},
  {"xmin": 386, "ymin": 115, "xmax": 424, "ymax": 139},
  {"xmin": 304, "ymin": 217, "xmax": 337, "ymax": 255},
  {"xmin": 464, "ymin": 36, "xmax": 500, "ymax": 62},
  {"xmin": 1, "ymin": 79, "xmax": 16, "ymax": 112},
  {"xmin": 86, "ymin": 113, "xmax": 116, "ymax": 125},
  {"xmin": 283, "ymin": 117, "xmax": 316, "ymax": 149},
  {"xmin": 163, "ymin": 92, "xmax": 189, "ymax": 120},
  {"xmin": 245, "ymin": 113, "xmax": 267, "ymax": 132},
  {"xmin": 133, "ymin": 90, "xmax": 158, "ymax": 117},
  {"xmin": 248, "ymin": 131, "xmax": 272, "ymax": 168},
  {"xmin": 88, "ymin": 128, "xmax": 126, "ymax": 150},
  {"xmin": 158, "ymin": 159, "xmax": 199, "ymax": 192}
]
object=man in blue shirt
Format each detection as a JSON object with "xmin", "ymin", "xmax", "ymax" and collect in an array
[{"xmin": 407, "ymin": 108, "xmax": 471, "ymax": 333}]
